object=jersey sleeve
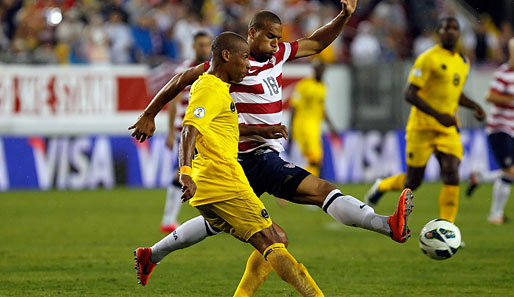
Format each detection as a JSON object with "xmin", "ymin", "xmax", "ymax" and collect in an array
[
  {"xmin": 408, "ymin": 52, "xmax": 432, "ymax": 88},
  {"xmin": 182, "ymin": 83, "xmax": 222, "ymax": 135},
  {"xmin": 286, "ymin": 41, "xmax": 299, "ymax": 61}
]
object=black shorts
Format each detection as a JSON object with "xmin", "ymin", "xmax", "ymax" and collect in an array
[
  {"xmin": 238, "ymin": 149, "xmax": 310, "ymax": 200},
  {"xmin": 488, "ymin": 132, "xmax": 514, "ymax": 169}
]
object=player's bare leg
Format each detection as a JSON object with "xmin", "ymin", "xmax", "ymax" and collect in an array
[
  {"xmin": 292, "ymin": 174, "xmax": 413, "ymax": 242},
  {"xmin": 436, "ymin": 151, "xmax": 460, "ymax": 222}
]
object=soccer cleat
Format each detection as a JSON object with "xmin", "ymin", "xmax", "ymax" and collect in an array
[
  {"xmin": 364, "ymin": 178, "xmax": 384, "ymax": 208},
  {"xmin": 160, "ymin": 223, "xmax": 178, "ymax": 233},
  {"xmin": 134, "ymin": 248, "xmax": 156, "ymax": 286},
  {"xmin": 387, "ymin": 188, "xmax": 414, "ymax": 243},
  {"xmin": 465, "ymin": 172, "xmax": 480, "ymax": 197},
  {"xmin": 488, "ymin": 216, "xmax": 505, "ymax": 225}
]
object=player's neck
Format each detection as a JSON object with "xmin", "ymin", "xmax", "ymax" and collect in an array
[
  {"xmin": 440, "ymin": 43, "xmax": 456, "ymax": 53},
  {"xmin": 509, "ymin": 59, "xmax": 514, "ymax": 69},
  {"xmin": 250, "ymin": 51, "xmax": 267, "ymax": 62},
  {"xmin": 206, "ymin": 66, "xmax": 229, "ymax": 83}
]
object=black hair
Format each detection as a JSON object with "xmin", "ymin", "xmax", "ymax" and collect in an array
[
  {"xmin": 211, "ymin": 32, "xmax": 247, "ymax": 57},
  {"xmin": 193, "ymin": 31, "xmax": 211, "ymax": 42},
  {"xmin": 437, "ymin": 16, "xmax": 459, "ymax": 31},
  {"xmin": 248, "ymin": 10, "xmax": 281, "ymax": 30}
]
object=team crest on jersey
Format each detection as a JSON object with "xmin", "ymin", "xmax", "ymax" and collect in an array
[
  {"xmin": 413, "ymin": 68, "xmax": 422, "ymax": 77},
  {"xmin": 194, "ymin": 107, "xmax": 205, "ymax": 118},
  {"xmin": 261, "ymin": 209, "xmax": 269, "ymax": 219},
  {"xmin": 268, "ymin": 56, "xmax": 276, "ymax": 66},
  {"xmin": 453, "ymin": 73, "xmax": 460, "ymax": 86},
  {"xmin": 284, "ymin": 163, "xmax": 295, "ymax": 169},
  {"xmin": 230, "ymin": 102, "xmax": 236, "ymax": 112}
]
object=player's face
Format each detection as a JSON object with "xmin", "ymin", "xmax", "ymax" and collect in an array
[
  {"xmin": 438, "ymin": 19, "xmax": 460, "ymax": 50},
  {"xmin": 249, "ymin": 22, "xmax": 282, "ymax": 61},
  {"xmin": 193, "ymin": 35, "xmax": 212, "ymax": 62},
  {"xmin": 228, "ymin": 43, "xmax": 251, "ymax": 83}
]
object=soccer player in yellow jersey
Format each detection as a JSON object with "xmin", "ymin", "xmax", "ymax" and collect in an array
[
  {"xmin": 135, "ymin": 32, "xmax": 324, "ymax": 297},
  {"xmin": 290, "ymin": 60, "xmax": 337, "ymax": 177},
  {"xmin": 365, "ymin": 17, "xmax": 486, "ymax": 223}
]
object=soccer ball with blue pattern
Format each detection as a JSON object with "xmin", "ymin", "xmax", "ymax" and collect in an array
[{"xmin": 419, "ymin": 219, "xmax": 461, "ymax": 260}]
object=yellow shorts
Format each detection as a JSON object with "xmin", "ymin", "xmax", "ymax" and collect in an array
[
  {"xmin": 405, "ymin": 129, "xmax": 463, "ymax": 167},
  {"xmin": 195, "ymin": 192, "xmax": 272, "ymax": 242}
]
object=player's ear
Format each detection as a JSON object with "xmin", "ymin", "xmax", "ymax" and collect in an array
[
  {"xmin": 221, "ymin": 49, "xmax": 230, "ymax": 62},
  {"xmin": 248, "ymin": 27, "xmax": 256, "ymax": 40}
]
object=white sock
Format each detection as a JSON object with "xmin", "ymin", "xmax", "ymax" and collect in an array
[
  {"xmin": 161, "ymin": 184, "xmax": 182, "ymax": 226},
  {"xmin": 489, "ymin": 175, "xmax": 512, "ymax": 219},
  {"xmin": 151, "ymin": 216, "xmax": 221, "ymax": 263},
  {"xmin": 322, "ymin": 189, "xmax": 391, "ymax": 236}
]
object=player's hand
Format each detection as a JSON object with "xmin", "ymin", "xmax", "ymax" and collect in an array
[
  {"xmin": 341, "ymin": 0, "xmax": 357, "ymax": 16},
  {"xmin": 166, "ymin": 132, "xmax": 175, "ymax": 150},
  {"xmin": 473, "ymin": 106, "xmax": 486, "ymax": 122},
  {"xmin": 128, "ymin": 112, "xmax": 156, "ymax": 143},
  {"xmin": 179, "ymin": 174, "xmax": 196, "ymax": 202},
  {"xmin": 259, "ymin": 125, "xmax": 289, "ymax": 140},
  {"xmin": 435, "ymin": 113, "xmax": 457, "ymax": 127}
]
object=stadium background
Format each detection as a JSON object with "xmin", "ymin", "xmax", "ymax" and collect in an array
[{"xmin": 1, "ymin": 0, "xmax": 512, "ymax": 190}]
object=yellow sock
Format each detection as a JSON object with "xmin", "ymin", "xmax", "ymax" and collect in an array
[
  {"xmin": 439, "ymin": 184, "xmax": 459, "ymax": 222},
  {"xmin": 264, "ymin": 243, "xmax": 324, "ymax": 297},
  {"xmin": 378, "ymin": 173, "xmax": 406, "ymax": 193},
  {"xmin": 305, "ymin": 164, "xmax": 320, "ymax": 177},
  {"xmin": 233, "ymin": 250, "xmax": 273, "ymax": 297}
]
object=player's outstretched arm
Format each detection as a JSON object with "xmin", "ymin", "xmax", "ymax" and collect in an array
[
  {"xmin": 178, "ymin": 124, "xmax": 200, "ymax": 202},
  {"xmin": 295, "ymin": 0, "xmax": 357, "ymax": 58},
  {"xmin": 128, "ymin": 64, "xmax": 206, "ymax": 143},
  {"xmin": 486, "ymin": 90, "xmax": 514, "ymax": 104},
  {"xmin": 405, "ymin": 83, "xmax": 457, "ymax": 127},
  {"xmin": 459, "ymin": 93, "xmax": 486, "ymax": 121},
  {"xmin": 239, "ymin": 124, "xmax": 288, "ymax": 140}
]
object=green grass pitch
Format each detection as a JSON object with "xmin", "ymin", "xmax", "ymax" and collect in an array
[{"xmin": 1, "ymin": 183, "xmax": 513, "ymax": 296}]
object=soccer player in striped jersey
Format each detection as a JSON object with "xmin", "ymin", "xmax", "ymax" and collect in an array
[
  {"xmin": 160, "ymin": 31, "xmax": 212, "ymax": 233},
  {"xmin": 484, "ymin": 37, "xmax": 514, "ymax": 225},
  {"xmin": 130, "ymin": 0, "xmax": 414, "ymax": 290}
]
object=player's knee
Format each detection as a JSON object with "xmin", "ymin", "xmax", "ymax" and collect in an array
[
  {"xmin": 405, "ymin": 177, "xmax": 422, "ymax": 191},
  {"xmin": 441, "ymin": 169, "xmax": 459, "ymax": 185},
  {"xmin": 314, "ymin": 178, "xmax": 337, "ymax": 197},
  {"xmin": 506, "ymin": 166, "xmax": 514, "ymax": 178},
  {"xmin": 271, "ymin": 223, "xmax": 289, "ymax": 247}
]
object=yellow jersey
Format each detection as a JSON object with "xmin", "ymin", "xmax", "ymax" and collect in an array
[
  {"xmin": 182, "ymin": 74, "xmax": 254, "ymax": 206},
  {"xmin": 406, "ymin": 44, "xmax": 470, "ymax": 133},
  {"xmin": 290, "ymin": 77, "xmax": 326, "ymax": 130}
]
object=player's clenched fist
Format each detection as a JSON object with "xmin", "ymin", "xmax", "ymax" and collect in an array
[
  {"xmin": 128, "ymin": 112, "xmax": 156, "ymax": 143},
  {"xmin": 179, "ymin": 174, "xmax": 196, "ymax": 202}
]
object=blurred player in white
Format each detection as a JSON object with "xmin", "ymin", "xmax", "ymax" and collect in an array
[
  {"xmin": 161, "ymin": 31, "xmax": 212, "ymax": 233},
  {"xmin": 484, "ymin": 37, "xmax": 514, "ymax": 225}
]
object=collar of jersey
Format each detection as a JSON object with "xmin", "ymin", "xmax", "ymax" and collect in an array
[{"xmin": 202, "ymin": 73, "xmax": 231, "ymax": 88}]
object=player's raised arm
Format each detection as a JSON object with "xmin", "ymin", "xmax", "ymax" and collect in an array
[
  {"xmin": 459, "ymin": 93, "xmax": 486, "ymax": 121},
  {"xmin": 295, "ymin": 0, "xmax": 357, "ymax": 58},
  {"xmin": 178, "ymin": 124, "xmax": 199, "ymax": 202},
  {"xmin": 405, "ymin": 83, "xmax": 457, "ymax": 127},
  {"xmin": 128, "ymin": 63, "xmax": 207, "ymax": 143}
]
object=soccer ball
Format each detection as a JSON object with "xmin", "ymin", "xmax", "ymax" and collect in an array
[{"xmin": 419, "ymin": 219, "xmax": 461, "ymax": 260}]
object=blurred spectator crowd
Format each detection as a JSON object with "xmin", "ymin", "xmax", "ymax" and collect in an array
[{"xmin": 0, "ymin": 0, "xmax": 513, "ymax": 66}]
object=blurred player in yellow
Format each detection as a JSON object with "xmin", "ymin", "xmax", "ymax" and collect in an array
[
  {"xmin": 364, "ymin": 17, "xmax": 486, "ymax": 223},
  {"xmin": 289, "ymin": 60, "xmax": 337, "ymax": 177},
  {"xmin": 135, "ymin": 32, "xmax": 323, "ymax": 296}
]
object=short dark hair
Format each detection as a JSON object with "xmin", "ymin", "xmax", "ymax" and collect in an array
[
  {"xmin": 211, "ymin": 32, "xmax": 247, "ymax": 57},
  {"xmin": 248, "ymin": 10, "xmax": 281, "ymax": 30},
  {"xmin": 437, "ymin": 16, "xmax": 459, "ymax": 31},
  {"xmin": 193, "ymin": 31, "xmax": 211, "ymax": 42}
]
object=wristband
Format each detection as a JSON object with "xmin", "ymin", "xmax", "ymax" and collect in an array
[{"xmin": 178, "ymin": 166, "xmax": 192, "ymax": 176}]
